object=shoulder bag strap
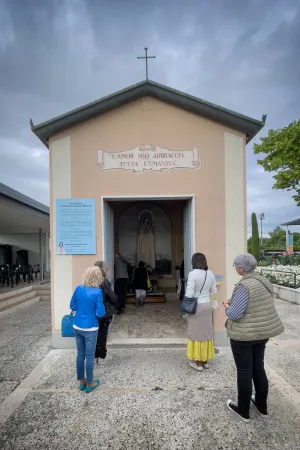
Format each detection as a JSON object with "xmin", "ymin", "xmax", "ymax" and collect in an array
[{"xmin": 198, "ymin": 271, "xmax": 208, "ymax": 297}]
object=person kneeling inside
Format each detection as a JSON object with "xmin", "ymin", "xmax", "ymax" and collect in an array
[{"xmin": 132, "ymin": 261, "xmax": 148, "ymax": 307}]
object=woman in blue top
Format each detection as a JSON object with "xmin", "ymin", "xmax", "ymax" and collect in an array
[{"xmin": 70, "ymin": 266, "xmax": 105, "ymax": 393}]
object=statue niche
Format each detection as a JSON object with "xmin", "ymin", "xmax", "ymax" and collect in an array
[{"xmin": 137, "ymin": 212, "xmax": 155, "ymax": 268}]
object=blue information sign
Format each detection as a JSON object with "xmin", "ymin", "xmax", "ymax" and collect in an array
[
  {"xmin": 287, "ymin": 233, "xmax": 294, "ymax": 246},
  {"xmin": 56, "ymin": 199, "xmax": 96, "ymax": 255}
]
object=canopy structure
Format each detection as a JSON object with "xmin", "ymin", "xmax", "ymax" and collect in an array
[
  {"xmin": 281, "ymin": 218, "xmax": 300, "ymax": 252},
  {"xmin": 281, "ymin": 218, "xmax": 300, "ymax": 227},
  {"xmin": 0, "ymin": 183, "xmax": 50, "ymax": 279}
]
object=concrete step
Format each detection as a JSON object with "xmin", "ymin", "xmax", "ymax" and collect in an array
[
  {"xmin": 34, "ymin": 284, "xmax": 51, "ymax": 301},
  {"xmin": 126, "ymin": 296, "xmax": 165, "ymax": 304},
  {"xmin": 0, "ymin": 285, "xmax": 34, "ymax": 302},
  {"xmin": 0, "ymin": 295, "xmax": 41, "ymax": 318},
  {"xmin": 0, "ymin": 281, "xmax": 51, "ymax": 315},
  {"xmin": 0, "ymin": 287, "xmax": 36, "ymax": 308},
  {"xmin": 39, "ymin": 295, "xmax": 51, "ymax": 301},
  {"xmin": 35, "ymin": 288, "xmax": 51, "ymax": 294},
  {"xmin": 38, "ymin": 283, "xmax": 51, "ymax": 289}
]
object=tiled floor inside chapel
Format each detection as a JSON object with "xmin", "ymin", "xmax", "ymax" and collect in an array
[{"xmin": 109, "ymin": 293, "xmax": 187, "ymax": 341}]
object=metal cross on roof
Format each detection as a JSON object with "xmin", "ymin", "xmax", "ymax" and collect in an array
[{"xmin": 137, "ymin": 47, "xmax": 155, "ymax": 80}]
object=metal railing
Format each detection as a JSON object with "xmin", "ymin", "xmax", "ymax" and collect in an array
[{"xmin": 258, "ymin": 267, "xmax": 300, "ymax": 289}]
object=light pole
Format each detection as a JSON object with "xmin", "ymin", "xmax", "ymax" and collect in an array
[{"xmin": 259, "ymin": 213, "xmax": 265, "ymax": 251}]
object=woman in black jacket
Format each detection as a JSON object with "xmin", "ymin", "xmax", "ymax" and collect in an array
[
  {"xmin": 132, "ymin": 261, "xmax": 148, "ymax": 307},
  {"xmin": 94, "ymin": 261, "xmax": 119, "ymax": 362}
]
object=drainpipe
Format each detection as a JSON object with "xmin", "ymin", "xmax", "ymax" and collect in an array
[
  {"xmin": 45, "ymin": 232, "xmax": 49, "ymax": 273},
  {"xmin": 39, "ymin": 229, "xmax": 44, "ymax": 282}
]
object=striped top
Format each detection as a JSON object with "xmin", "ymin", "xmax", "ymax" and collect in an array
[{"xmin": 226, "ymin": 285, "xmax": 249, "ymax": 321}]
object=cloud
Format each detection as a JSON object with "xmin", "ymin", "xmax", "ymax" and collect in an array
[{"xmin": 0, "ymin": 0, "xmax": 299, "ymax": 235}]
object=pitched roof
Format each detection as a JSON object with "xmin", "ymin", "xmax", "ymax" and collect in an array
[
  {"xmin": 0, "ymin": 182, "xmax": 49, "ymax": 216},
  {"xmin": 31, "ymin": 79, "xmax": 266, "ymax": 147}
]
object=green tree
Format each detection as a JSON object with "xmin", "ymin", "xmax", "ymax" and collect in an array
[
  {"xmin": 247, "ymin": 236, "xmax": 252, "ymax": 253},
  {"xmin": 253, "ymin": 119, "xmax": 300, "ymax": 205},
  {"xmin": 251, "ymin": 213, "xmax": 260, "ymax": 260},
  {"xmin": 268, "ymin": 226, "xmax": 286, "ymax": 249},
  {"xmin": 293, "ymin": 232, "xmax": 300, "ymax": 247}
]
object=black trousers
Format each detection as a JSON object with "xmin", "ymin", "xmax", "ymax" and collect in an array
[
  {"xmin": 95, "ymin": 317, "xmax": 112, "ymax": 359},
  {"xmin": 230, "ymin": 339, "xmax": 269, "ymax": 415},
  {"xmin": 114, "ymin": 278, "xmax": 127, "ymax": 311}
]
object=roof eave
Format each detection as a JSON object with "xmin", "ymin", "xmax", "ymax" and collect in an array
[
  {"xmin": 0, "ymin": 182, "xmax": 49, "ymax": 216},
  {"xmin": 281, "ymin": 219, "xmax": 300, "ymax": 227},
  {"xmin": 31, "ymin": 80, "xmax": 265, "ymax": 147}
]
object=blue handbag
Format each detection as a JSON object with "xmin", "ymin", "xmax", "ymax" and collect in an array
[{"xmin": 61, "ymin": 311, "xmax": 75, "ymax": 337}]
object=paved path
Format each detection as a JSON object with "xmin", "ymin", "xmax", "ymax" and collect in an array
[
  {"xmin": 0, "ymin": 299, "xmax": 300, "ymax": 449},
  {"xmin": 0, "ymin": 301, "xmax": 51, "ymax": 403}
]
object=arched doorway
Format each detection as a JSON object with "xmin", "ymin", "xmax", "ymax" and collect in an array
[{"xmin": 118, "ymin": 202, "xmax": 172, "ymax": 274}]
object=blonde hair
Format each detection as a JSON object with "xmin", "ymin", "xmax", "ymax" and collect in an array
[
  {"xmin": 94, "ymin": 260, "xmax": 110, "ymax": 278},
  {"xmin": 82, "ymin": 266, "xmax": 104, "ymax": 288}
]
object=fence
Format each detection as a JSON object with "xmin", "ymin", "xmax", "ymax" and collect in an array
[{"xmin": 258, "ymin": 267, "xmax": 300, "ymax": 289}]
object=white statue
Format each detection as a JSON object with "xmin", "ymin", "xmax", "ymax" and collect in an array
[{"xmin": 137, "ymin": 215, "xmax": 155, "ymax": 268}]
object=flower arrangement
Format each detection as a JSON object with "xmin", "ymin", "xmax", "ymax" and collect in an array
[{"xmin": 256, "ymin": 265, "xmax": 300, "ymax": 288}]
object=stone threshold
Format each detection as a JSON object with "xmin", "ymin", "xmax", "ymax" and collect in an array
[{"xmin": 107, "ymin": 337, "xmax": 186, "ymax": 348}]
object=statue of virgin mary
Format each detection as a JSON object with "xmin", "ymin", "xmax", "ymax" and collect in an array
[{"xmin": 137, "ymin": 214, "xmax": 155, "ymax": 268}]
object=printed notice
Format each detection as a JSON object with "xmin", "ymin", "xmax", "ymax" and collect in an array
[{"xmin": 56, "ymin": 199, "xmax": 96, "ymax": 255}]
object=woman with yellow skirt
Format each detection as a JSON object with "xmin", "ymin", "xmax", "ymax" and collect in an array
[{"xmin": 186, "ymin": 253, "xmax": 217, "ymax": 371}]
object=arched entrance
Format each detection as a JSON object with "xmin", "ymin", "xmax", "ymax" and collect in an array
[{"xmin": 118, "ymin": 202, "xmax": 172, "ymax": 274}]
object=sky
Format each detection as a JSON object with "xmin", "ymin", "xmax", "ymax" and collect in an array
[{"xmin": 0, "ymin": 0, "xmax": 299, "ymax": 237}]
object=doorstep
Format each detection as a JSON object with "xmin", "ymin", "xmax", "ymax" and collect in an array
[{"xmin": 107, "ymin": 337, "xmax": 186, "ymax": 348}]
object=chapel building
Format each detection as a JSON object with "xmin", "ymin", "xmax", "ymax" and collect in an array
[{"xmin": 31, "ymin": 80, "xmax": 265, "ymax": 348}]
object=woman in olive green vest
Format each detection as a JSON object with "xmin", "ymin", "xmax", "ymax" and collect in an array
[{"xmin": 223, "ymin": 253, "xmax": 284, "ymax": 423}]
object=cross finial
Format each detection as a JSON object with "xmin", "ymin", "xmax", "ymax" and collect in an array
[{"xmin": 137, "ymin": 47, "xmax": 156, "ymax": 80}]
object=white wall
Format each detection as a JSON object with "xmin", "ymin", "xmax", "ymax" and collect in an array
[
  {"xmin": 118, "ymin": 203, "xmax": 172, "ymax": 265},
  {"xmin": 0, "ymin": 233, "xmax": 47, "ymax": 265},
  {"xmin": 224, "ymin": 132, "xmax": 245, "ymax": 298},
  {"xmin": 0, "ymin": 233, "xmax": 41, "ymax": 253},
  {"xmin": 51, "ymin": 135, "xmax": 72, "ymax": 330}
]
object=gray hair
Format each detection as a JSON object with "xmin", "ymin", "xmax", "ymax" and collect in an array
[{"xmin": 234, "ymin": 253, "xmax": 257, "ymax": 273}]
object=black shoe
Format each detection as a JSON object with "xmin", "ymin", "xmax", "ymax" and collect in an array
[
  {"xmin": 227, "ymin": 400, "xmax": 250, "ymax": 423},
  {"xmin": 251, "ymin": 395, "xmax": 268, "ymax": 418}
]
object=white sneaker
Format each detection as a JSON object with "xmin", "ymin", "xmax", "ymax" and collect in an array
[
  {"xmin": 203, "ymin": 362, "xmax": 210, "ymax": 369},
  {"xmin": 188, "ymin": 361, "xmax": 203, "ymax": 372}
]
